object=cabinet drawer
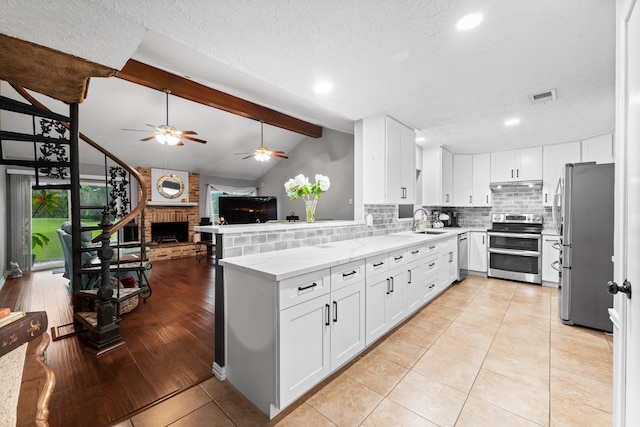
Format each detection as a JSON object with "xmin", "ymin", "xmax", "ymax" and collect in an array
[
  {"xmin": 366, "ymin": 253, "xmax": 388, "ymax": 277},
  {"xmin": 423, "ymin": 241, "xmax": 440, "ymax": 256},
  {"xmin": 389, "ymin": 248, "xmax": 408, "ymax": 268},
  {"xmin": 331, "ymin": 259, "xmax": 365, "ymax": 291},
  {"xmin": 406, "ymin": 245, "xmax": 424, "ymax": 262},
  {"xmin": 279, "ymin": 269, "xmax": 330, "ymax": 310},
  {"xmin": 424, "ymin": 255, "xmax": 439, "ymax": 276}
]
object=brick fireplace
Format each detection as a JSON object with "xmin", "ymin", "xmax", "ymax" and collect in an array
[{"xmin": 137, "ymin": 167, "xmax": 200, "ymax": 261}]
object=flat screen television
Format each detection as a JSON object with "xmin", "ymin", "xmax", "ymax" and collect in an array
[{"xmin": 219, "ymin": 196, "xmax": 277, "ymax": 224}]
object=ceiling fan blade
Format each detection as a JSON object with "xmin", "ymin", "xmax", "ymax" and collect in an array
[
  {"xmin": 145, "ymin": 124, "xmax": 160, "ymax": 129},
  {"xmin": 273, "ymin": 153, "xmax": 289, "ymax": 159},
  {"xmin": 140, "ymin": 135, "xmax": 156, "ymax": 141},
  {"xmin": 271, "ymin": 150, "xmax": 286, "ymax": 154},
  {"xmin": 182, "ymin": 134, "xmax": 207, "ymax": 144},
  {"xmin": 177, "ymin": 141, "xmax": 185, "ymax": 146},
  {"xmin": 242, "ymin": 154, "xmax": 256, "ymax": 159},
  {"xmin": 121, "ymin": 128, "xmax": 149, "ymax": 132},
  {"xmin": 234, "ymin": 152, "xmax": 252, "ymax": 155},
  {"xmin": 181, "ymin": 130, "xmax": 198, "ymax": 135}
]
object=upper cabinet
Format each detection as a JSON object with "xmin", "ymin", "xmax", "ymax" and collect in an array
[
  {"xmin": 542, "ymin": 142, "xmax": 581, "ymax": 207},
  {"xmin": 490, "ymin": 147, "xmax": 542, "ymax": 183},
  {"xmin": 582, "ymin": 133, "xmax": 614, "ymax": 164},
  {"xmin": 360, "ymin": 115, "xmax": 416, "ymax": 204},
  {"xmin": 472, "ymin": 153, "xmax": 492, "ymax": 206},
  {"xmin": 422, "ymin": 145, "xmax": 453, "ymax": 206},
  {"xmin": 453, "ymin": 154, "xmax": 473, "ymax": 206}
]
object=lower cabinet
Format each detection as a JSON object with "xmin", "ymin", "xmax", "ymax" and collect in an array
[
  {"xmin": 439, "ymin": 236, "xmax": 458, "ymax": 288},
  {"xmin": 469, "ymin": 231, "xmax": 487, "ymax": 272},
  {"xmin": 542, "ymin": 234, "xmax": 561, "ymax": 284},
  {"xmin": 224, "ymin": 235, "xmax": 463, "ymax": 419}
]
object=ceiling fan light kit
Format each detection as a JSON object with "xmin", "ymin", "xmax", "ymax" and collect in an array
[
  {"xmin": 237, "ymin": 120, "xmax": 289, "ymax": 162},
  {"xmin": 124, "ymin": 88, "xmax": 207, "ymax": 146}
]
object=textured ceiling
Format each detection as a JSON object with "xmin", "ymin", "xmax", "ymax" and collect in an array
[{"xmin": 0, "ymin": 0, "xmax": 615, "ymax": 178}]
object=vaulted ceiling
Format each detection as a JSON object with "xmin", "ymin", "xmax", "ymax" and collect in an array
[{"xmin": 0, "ymin": 0, "xmax": 615, "ymax": 180}]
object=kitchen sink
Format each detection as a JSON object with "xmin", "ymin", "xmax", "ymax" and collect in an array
[{"xmin": 415, "ymin": 229, "xmax": 447, "ymax": 235}]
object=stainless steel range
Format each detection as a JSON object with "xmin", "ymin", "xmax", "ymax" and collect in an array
[{"xmin": 487, "ymin": 213, "xmax": 543, "ymax": 284}]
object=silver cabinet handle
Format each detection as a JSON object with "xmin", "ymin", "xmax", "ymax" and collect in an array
[
  {"xmin": 551, "ymin": 260, "xmax": 561, "ymax": 272},
  {"xmin": 517, "ymin": 169, "xmax": 520, "ymax": 178},
  {"xmin": 408, "ymin": 269, "xmax": 412, "ymax": 284},
  {"xmin": 552, "ymin": 242, "xmax": 562, "ymax": 251},
  {"xmin": 386, "ymin": 278, "xmax": 391, "ymax": 295},
  {"xmin": 469, "ymin": 195, "xmax": 472, "ymax": 204},
  {"xmin": 486, "ymin": 195, "xmax": 489, "ymax": 204},
  {"xmin": 390, "ymin": 276, "xmax": 394, "ymax": 293}
]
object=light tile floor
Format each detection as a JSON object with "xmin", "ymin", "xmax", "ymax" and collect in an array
[{"xmin": 114, "ymin": 276, "xmax": 613, "ymax": 426}]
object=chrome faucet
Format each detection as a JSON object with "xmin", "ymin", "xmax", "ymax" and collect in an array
[{"xmin": 412, "ymin": 208, "xmax": 430, "ymax": 231}]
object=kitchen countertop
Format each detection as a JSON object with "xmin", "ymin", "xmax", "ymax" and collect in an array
[
  {"xmin": 194, "ymin": 220, "xmax": 364, "ymax": 234},
  {"xmin": 220, "ymin": 228, "xmax": 469, "ymax": 281}
]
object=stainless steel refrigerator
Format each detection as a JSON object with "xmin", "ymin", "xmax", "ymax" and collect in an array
[{"xmin": 553, "ymin": 162, "xmax": 614, "ymax": 332}]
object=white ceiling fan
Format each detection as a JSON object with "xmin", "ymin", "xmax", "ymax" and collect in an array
[
  {"xmin": 124, "ymin": 88, "xmax": 207, "ymax": 146},
  {"xmin": 235, "ymin": 120, "xmax": 288, "ymax": 161}
]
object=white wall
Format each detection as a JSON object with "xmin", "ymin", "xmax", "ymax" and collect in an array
[{"xmin": 258, "ymin": 128, "xmax": 354, "ymax": 220}]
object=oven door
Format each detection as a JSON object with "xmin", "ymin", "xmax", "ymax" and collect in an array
[
  {"xmin": 487, "ymin": 248, "xmax": 542, "ymax": 284},
  {"xmin": 488, "ymin": 232, "xmax": 541, "ymax": 252}
]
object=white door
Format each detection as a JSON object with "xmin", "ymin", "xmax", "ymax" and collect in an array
[
  {"xmin": 330, "ymin": 281, "xmax": 365, "ymax": 370},
  {"xmin": 387, "ymin": 269, "xmax": 406, "ymax": 326},
  {"xmin": 515, "ymin": 146, "xmax": 543, "ymax": 181},
  {"xmin": 490, "ymin": 149, "xmax": 516, "ymax": 182},
  {"xmin": 385, "ymin": 117, "xmax": 403, "ymax": 204},
  {"xmin": 612, "ymin": 1, "xmax": 640, "ymax": 424},
  {"xmin": 469, "ymin": 232, "xmax": 487, "ymax": 272},
  {"xmin": 453, "ymin": 154, "xmax": 473, "ymax": 206},
  {"xmin": 365, "ymin": 273, "xmax": 389, "ymax": 345},
  {"xmin": 472, "ymin": 153, "xmax": 492, "ymax": 206}
]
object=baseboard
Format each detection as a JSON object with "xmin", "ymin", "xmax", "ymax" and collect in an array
[{"xmin": 212, "ymin": 362, "xmax": 226, "ymax": 381}]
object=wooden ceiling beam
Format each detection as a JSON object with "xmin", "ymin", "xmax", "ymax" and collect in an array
[{"xmin": 116, "ymin": 59, "xmax": 322, "ymax": 138}]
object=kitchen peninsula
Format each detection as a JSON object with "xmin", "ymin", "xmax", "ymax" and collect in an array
[{"xmin": 218, "ymin": 229, "xmax": 463, "ymax": 418}]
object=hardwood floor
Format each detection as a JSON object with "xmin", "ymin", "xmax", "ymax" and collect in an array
[{"xmin": 0, "ymin": 257, "xmax": 216, "ymax": 427}]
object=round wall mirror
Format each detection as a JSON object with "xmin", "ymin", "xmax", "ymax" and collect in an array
[{"xmin": 157, "ymin": 174, "xmax": 184, "ymax": 199}]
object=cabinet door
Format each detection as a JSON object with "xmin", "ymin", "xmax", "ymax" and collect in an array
[
  {"xmin": 542, "ymin": 142, "xmax": 580, "ymax": 207},
  {"xmin": 447, "ymin": 247, "xmax": 458, "ymax": 285},
  {"xmin": 453, "ymin": 154, "xmax": 473, "ymax": 206},
  {"xmin": 385, "ymin": 117, "xmax": 403, "ymax": 204},
  {"xmin": 515, "ymin": 146, "xmax": 543, "ymax": 181},
  {"xmin": 441, "ymin": 148, "xmax": 453, "ymax": 205},
  {"xmin": 279, "ymin": 294, "xmax": 331, "ymax": 407},
  {"xmin": 405, "ymin": 260, "xmax": 426, "ymax": 315},
  {"xmin": 472, "ymin": 153, "xmax": 492, "ymax": 206},
  {"xmin": 330, "ymin": 281, "xmax": 365, "ymax": 369},
  {"xmin": 387, "ymin": 269, "xmax": 406, "ymax": 327},
  {"xmin": 542, "ymin": 235, "xmax": 561, "ymax": 283},
  {"xmin": 438, "ymin": 251, "xmax": 450, "ymax": 288},
  {"xmin": 400, "ymin": 124, "xmax": 416, "ymax": 203},
  {"xmin": 490, "ymin": 149, "xmax": 516, "ymax": 182},
  {"xmin": 582, "ymin": 133, "xmax": 614, "ymax": 164},
  {"xmin": 365, "ymin": 273, "xmax": 390, "ymax": 346},
  {"xmin": 469, "ymin": 232, "xmax": 487, "ymax": 272}
]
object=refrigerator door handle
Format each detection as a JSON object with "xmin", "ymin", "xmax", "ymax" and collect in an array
[{"xmin": 551, "ymin": 260, "xmax": 561, "ymax": 272}]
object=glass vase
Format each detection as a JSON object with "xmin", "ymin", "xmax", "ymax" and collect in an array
[{"xmin": 305, "ymin": 199, "xmax": 317, "ymax": 223}]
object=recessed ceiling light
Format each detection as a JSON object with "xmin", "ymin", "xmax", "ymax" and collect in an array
[
  {"xmin": 504, "ymin": 118, "xmax": 521, "ymax": 127},
  {"xmin": 415, "ymin": 136, "xmax": 425, "ymax": 143},
  {"xmin": 456, "ymin": 13, "xmax": 483, "ymax": 31},
  {"xmin": 314, "ymin": 81, "xmax": 333, "ymax": 95}
]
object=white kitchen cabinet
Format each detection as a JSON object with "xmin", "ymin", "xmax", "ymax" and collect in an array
[
  {"xmin": 469, "ymin": 231, "xmax": 487, "ymax": 272},
  {"xmin": 542, "ymin": 142, "xmax": 581, "ymax": 207},
  {"xmin": 422, "ymin": 145, "xmax": 453, "ymax": 205},
  {"xmin": 472, "ymin": 153, "xmax": 492, "ymax": 206},
  {"xmin": 360, "ymin": 114, "xmax": 416, "ymax": 204},
  {"xmin": 491, "ymin": 147, "xmax": 542, "ymax": 183},
  {"xmin": 453, "ymin": 154, "xmax": 473, "ymax": 206},
  {"xmin": 581, "ymin": 133, "xmax": 614, "ymax": 164},
  {"xmin": 279, "ymin": 292, "xmax": 331, "ymax": 406},
  {"xmin": 438, "ymin": 236, "xmax": 458, "ymax": 288},
  {"xmin": 365, "ymin": 252, "xmax": 406, "ymax": 346},
  {"xmin": 542, "ymin": 234, "xmax": 561, "ymax": 285}
]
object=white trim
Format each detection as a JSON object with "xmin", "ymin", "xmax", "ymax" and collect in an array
[{"xmin": 212, "ymin": 362, "xmax": 226, "ymax": 381}]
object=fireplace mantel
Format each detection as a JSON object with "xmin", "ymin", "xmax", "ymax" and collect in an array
[{"xmin": 147, "ymin": 201, "xmax": 198, "ymax": 207}]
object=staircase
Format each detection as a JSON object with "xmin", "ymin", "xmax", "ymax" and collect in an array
[{"xmin": 0, "ymin": 85, "xmax": 151, "ymax": 354}]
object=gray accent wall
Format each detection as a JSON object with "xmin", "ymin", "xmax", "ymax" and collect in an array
[{"xmin": 258, "ymin": 128, "xmax": 354, "ymax": 220}]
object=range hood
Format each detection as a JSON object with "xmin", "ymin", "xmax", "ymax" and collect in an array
[{"xmin": 490, "ymin": 180, "xmax": 543, "ymax": 191}]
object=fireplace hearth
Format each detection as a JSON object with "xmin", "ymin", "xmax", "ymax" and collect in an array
[{"xmin": 151, "ymin": 222, "xmax": 189, "ymax": 244}]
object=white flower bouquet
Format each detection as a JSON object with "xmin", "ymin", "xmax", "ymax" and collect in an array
[{"xmin": 284, "ymin": 174, "xmax": 330, "ymax": 222}]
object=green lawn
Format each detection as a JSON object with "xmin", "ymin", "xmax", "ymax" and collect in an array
[{"xmin": 32, "ymin": 218, "xmax": 101, "ymax": 264}]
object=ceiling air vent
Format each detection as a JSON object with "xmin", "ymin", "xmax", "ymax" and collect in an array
[{"xmin": 529, "ymin": 89, "xmax": 557, "ymax": 105}]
